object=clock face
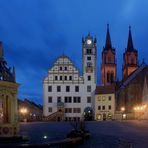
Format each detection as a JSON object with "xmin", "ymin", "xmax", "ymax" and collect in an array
[{"xmin": 87, "ymin": 39, "xmax": 92, "ymax": 45}]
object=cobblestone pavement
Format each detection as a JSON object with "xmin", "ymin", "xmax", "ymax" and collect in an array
[{"xmin": 1, "ymin": 120, "xmax": 148, "ymax": 148}]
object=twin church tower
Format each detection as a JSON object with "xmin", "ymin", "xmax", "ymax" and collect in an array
[{"xmin": 101, "ymin": 24, "xmax": 138, "ymax": 85}]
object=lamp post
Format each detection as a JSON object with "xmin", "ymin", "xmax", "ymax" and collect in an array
[
  {"xmin": 20, "ymin": 107, "xmax": 28, "ymax": 122},
  {"xmin": 120, "ymin": 107, "xmax": 126, "ymax": 120}
]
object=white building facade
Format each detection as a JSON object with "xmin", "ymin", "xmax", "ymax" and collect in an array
[{"xmin": 43, "ymin": 34, "xmax": 97, "ymax": 121}]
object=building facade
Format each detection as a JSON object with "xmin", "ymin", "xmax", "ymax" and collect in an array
[
  {"xmin": 95, "ymin": 85, "xmax": 115, "ymax": 120},
  {"xmin": 43, "ymin": 34, "xmax": 96, "ymax": 121},
  {"xmin": 0, "ymin": 42, "xmax": 19, "ymax": 137},
  {"xmin": 18, "ymin": 99, "xmax": 43, "ymax": 122},
  {"xmin": 116, "ymin": 63, "xmax": 148, "ymax": 119}
]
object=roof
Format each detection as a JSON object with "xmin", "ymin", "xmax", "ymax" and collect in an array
[
  {"xmin": 0, "ymin": 42, "xmax": 16, "ymax": 82},
  {"xmin": 120, "ymin": 63, "xmax": 147, "ymax": 88},
  {"xmin": 95, "ymin": 84, "xmax": 115, "ymax": 95}
]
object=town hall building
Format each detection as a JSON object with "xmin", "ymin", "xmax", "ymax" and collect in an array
[{"xmin": 43, "ymin": 34, "xmax": 97, "ymax": 121}]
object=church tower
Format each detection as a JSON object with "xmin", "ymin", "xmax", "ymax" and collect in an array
[
  {"xmin": 82, "ymin": 33, "xmax": 97, "ymax": 84},
  {"xmin": 122, "ymin": 26, "xmax": 138, "ymax": 79},
  {"xmin": 101, "ymin": 24, "xmax": 116, "ymax": 85}
]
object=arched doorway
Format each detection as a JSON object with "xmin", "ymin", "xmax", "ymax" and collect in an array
[{"xmin": 84, "ymin": 107, "xmax": 93, "ymax": 121}]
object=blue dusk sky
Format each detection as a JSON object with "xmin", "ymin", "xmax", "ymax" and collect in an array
[{"xmin": 0, "ymin": 0, "xmax": 148, "ymax": 104}]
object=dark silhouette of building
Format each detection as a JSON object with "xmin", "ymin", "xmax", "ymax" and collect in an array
[{"xmin": 116, "ymin": 62, "xmax": 148, "ymax": 114}]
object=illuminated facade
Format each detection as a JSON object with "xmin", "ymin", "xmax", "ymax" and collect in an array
[
  {"xmin": 95, "ymin": 85, "xmax": 115, "ymax": 121},
  {"xmin": 43, "ymin": 34, "xmax": 96, "ymax": 121},
  {"xmin": 122, "ymin": 26, "xmax": 138, "ymax": 80},
  {"xmin": 101, "ymin": 24, "xmax": 116, "ymax": 86},
  {"xmin": 0, "ymin": 42, "xmax": 19, "ymax": 137}
]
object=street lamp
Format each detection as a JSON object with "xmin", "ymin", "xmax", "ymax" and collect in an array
[
  {"xmin": 120, "ymin": 107, "xmax": 126, "ymax": 120},
  {"xmin": 20, "ymin": 107, "xmax": 28, "ymax": 122}
]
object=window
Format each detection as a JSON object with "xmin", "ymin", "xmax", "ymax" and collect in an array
[
  {"xmin": 98, "ymin": 106, "xmax": 101, "ymax": 110},
  {"xmin": 60, "ymin": 76, "xmax": 62, "ymax": 80},
  {"xmin": 69, "ymin": 76, "xmax": 72, "ymax": 80},
  {"xmin": 87, "ymin": 97, "xmax": 91, "ymax": 103},
  {"xmin": 64, "ymin": 97, "xmax": 72, "ymax": 103},
  {"xmin": 48, "ymin": 97, "xmax": 52, "ymax": 103},
  {"xmin": 73, "ymin": 97, "xmax": 81, "ymax": 103},
  {"xmin": 57, "ymin": 97, "xmax": 61, "ymax": 103},
  {"xmin": 108, "ymin": 105, "xmax": 111, "ymax": 110},
  {"xmin": 57, "ymin": 86, "xmax": 61, "ymax": 92},
  {"xmin": 111, "ymin": 73, "xmax": 114, "ymax": 83},
  {"xmin": 48, "ymin": 107, "xmax": 52, "ymax": 112},
  {"xmin": 60, "ymin": 67, "xmax": 62, "ymax": 70},
  {"xmin": 108, "ymin": 57, "xmax": 111, "ymax": 63},
  {"xmin": 87, "ymin": 86, "xmax": 91, "ymax": 92},
  {"xmin": 73, "ymin": 108, "xmax": 81, "ymax": 113},
  {"xmin": 108, "ymin": 96, "xmax": 112, "ymax": 101},
  {"xmin": 75, "ymin": 86, "xmax": 79, "ymax": 92},
  {"xmin": 87, "ymin": 56, "xmax": 91, "ymax": 60},
  {"xmin": 48, "ymin": 86, "xmax": 52, "ymax": 92},
  {"xmin": 66, "ymin": 86, "xmax": 70, "ymax": 92},
  {"xmin": 65, "ymin": 108, "xmax": 72, "ymax": 113},
  {"xmin": 65, "ymin": 67, "xmax": 67, "ymax": 71},
  {"xmin": 87, "ymin": 62, "xmax": 92, "ymax": 67},
  {"xmin": 88, "ymin": 76, "xmax": 91, "ymax": 81},
  {"xmin": 107, "ymin": 72, "xmax": 110, "ymax": 83},
  {"xmin": 102, "ymin": 106, "xmax": 105, "ymax": 110},
  {"xmin": 102, "ymin": 96, "xmax": 106, "ymax": 101},
  {"xmin": 65, "ymin": 76, "xmax": 67, "ymax": 80},
  {"xmin": 97, "ymin": 96, "xmax": 101, "ymax": 101},
  {"xmin": 86, "ymin": 49, "xmax": 92, "ymax": 54},
  {"xmin": 55, "ymin": 76, "xmax": 58, "ymax": 80}
]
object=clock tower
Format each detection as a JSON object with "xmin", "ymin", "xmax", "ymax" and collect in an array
[{"xmin": 82, "ymin": 33, "xmax": 97, "ymax": 84}]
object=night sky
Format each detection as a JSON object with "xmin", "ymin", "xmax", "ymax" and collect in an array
[{"xmin": 0, "ymin": 0, "xmax": 148, "ymax": 104}]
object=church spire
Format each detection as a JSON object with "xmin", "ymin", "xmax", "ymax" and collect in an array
[
  {"xmin": 127, "ymin": 26, "xmax": 134, "ymax": 51},
  {"xmin": 105, "ymin": 24, "xmax": 112, "ymax": 49}
]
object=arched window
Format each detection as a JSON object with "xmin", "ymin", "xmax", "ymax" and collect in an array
[
  {"xmin": 110, "ymin": 73, "xmax": 114, "ymax": 83},
  {"xmin": 107, "ymin": 72, "xmax": 110, "ymax": 83}
]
